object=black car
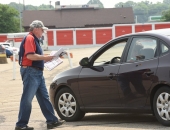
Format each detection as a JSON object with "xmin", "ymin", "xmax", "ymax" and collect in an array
[{"xmin": 50, "ymin": 29, "xmax": 170, "ymax": 126}]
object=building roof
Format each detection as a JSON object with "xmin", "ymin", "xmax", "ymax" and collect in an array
[{"xmin": 22, "ymin": 7, "xmax": 135, "ymax": 29}]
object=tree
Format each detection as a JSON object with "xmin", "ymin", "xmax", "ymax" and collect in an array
[
  {"xmin": 87, "ymin": 0, "xmax": 104, "ymax": 8},
  {"xmin": 115, "ymin": 0, "xmax": 170, "ymax": 23},
  {"xmin": 38, "ymin": 4, "xmax": 54, "ymax": 10},
  {"xmin": 26, "ymin": 5, "xmax": 38, "ymax": 10},
  {"xmin": 0, "ymin": 4, "xmax": 20, "ymax": 33},
  {"xmin": 162, "ymin": 9, "xmax": 170, "ymax": 21},
  {"xmin": 9, "ymin": 2, "xmax": 23, "ymax": 12},
  {"xmin": 163, "ymin": 0, "xmax": 170, "ymax": 4},
  {"xmin": 115, "ymin": 2, "xmax": 124, "ymax": 8},
  {"xmin": 9, "ymin": 2, "xmax": 54, "ymax": 12},
  {"xmin": 115, "ymin": 1, "xmax": 136, "ymax": 8}
]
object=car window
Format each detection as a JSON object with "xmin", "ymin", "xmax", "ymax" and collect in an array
[
  {"xmin": 93, "ymin": 41, "xmax": 127, "ymax": 66},
  {"xmin": 3, "ymin": 44, "xmax": 10, "ymax": 46},
  {"xmin": 126, "ymin": 37, "xmax": 157, "ymax": 62},
  {"xmin": 160, "ymin": 41, "xmax": 169, "ymax": 56}
]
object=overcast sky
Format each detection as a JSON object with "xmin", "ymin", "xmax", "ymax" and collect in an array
[{"xmin": 0, "ymin": 0, "xmax": 163, "ymax": 8}]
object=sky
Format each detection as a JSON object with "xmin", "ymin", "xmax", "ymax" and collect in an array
[{"xmin": 0, "ymin": 0, "xmax": 163, "ymax": 8}]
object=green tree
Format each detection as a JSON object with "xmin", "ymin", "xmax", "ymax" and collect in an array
[
  {"xmin": 115, "ymin": 1, "xmax": 136, "ymax": 8},
  {"xmin": 87, "ymin": 0, "xmax": 104, "ymax": 8},
  {"xmin": 9, "ymin": 2, "xmax": 54, "ymax": 11},
  {"xmin": 115, "ymin": 0, "xmax": 170, "ymax": 23},
  {"xmin": 38, "ymin": 4, "xmax": 54, "ymax": 10},
  {"xmin": 9, "ymin": 2, "xmax": 23, "ymax": 11},
  {"xmin": 115, "ymin": 2, "xmax": 124, "ymax": 8},
  {"xmin": 0, "ymin": 4, "xmax": 20, "ymax": 33},
  {"xmin": 25, "ymin": 5, "xmax": 38, "ymax": 10},
  {"xmin": 163, "ymin": 0, "xmax": 170, "ymax": 4},
  {"xmin": 162, "ymin": 9, "xmax": 170, "ymax": 21}
]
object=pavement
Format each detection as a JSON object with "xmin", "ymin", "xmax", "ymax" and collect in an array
[{"xmin": 0, "ymin": 47, "xmax": 99, "ymax": 130}]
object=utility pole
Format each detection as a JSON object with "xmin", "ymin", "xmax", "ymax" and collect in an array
[
  {"xmin": 19, "ymin": 0, "xmax": 22, "ymax": 32},
  {"xmin": 23, "ymin": 0, "xmax": 25, "ymax": 10},
  {"xmin": 135, "ymin": 15, "xmax": 138, "ymax": 23},
  {"xmin": 49, "ymin": 1, "xmax": 51, "ymax": 9}
]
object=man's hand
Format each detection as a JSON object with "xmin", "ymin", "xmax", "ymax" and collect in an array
[
  {"xmin": 59, "ymin": 51, "xmax": 67, "ymax": 57},
  {"xmin": 44, "ymin": 55, "xmax": 55, "ymax": 63}
]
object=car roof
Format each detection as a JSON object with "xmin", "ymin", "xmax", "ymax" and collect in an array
[
  {"xmin": 139, "ymin": 28, "xmax": 170, "ymax": 36},
  {"xmin": 109, "ymin": 28, "xmax": 170, "ymax": 47},
  {"xmin": 119, "ymin": 28, "xmax": 170, "ymax": 38}
]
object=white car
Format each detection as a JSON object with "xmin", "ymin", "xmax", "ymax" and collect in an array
[
  {"xmin": 0, "ymin": 41, "xmax": 19, "ymax": 57},
  {"xmin": 5, "ymin": 45, "xmax": 19, "ymax": 55}
]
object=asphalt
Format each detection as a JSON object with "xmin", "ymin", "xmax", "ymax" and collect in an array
[{"xmin": 0, "ymin": 47, "xmax": 99, "ymax": 130}]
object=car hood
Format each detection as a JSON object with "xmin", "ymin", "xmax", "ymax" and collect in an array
[{"xmin": 52, "ymin": 66, "xmax": 82, "ymax": 82}]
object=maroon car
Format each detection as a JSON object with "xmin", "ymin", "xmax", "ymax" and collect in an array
[{"xmin": 50, "ymin": 29, "xmax": 170, "ymax": 126}]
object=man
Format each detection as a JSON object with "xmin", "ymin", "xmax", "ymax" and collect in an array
[{"xmin": 15, "ymin": 20, "xmax": 65, "ymax": 130}]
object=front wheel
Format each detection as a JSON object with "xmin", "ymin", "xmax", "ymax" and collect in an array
[
  {"xmin": 153, "ymin": 86, "xmax": 170, "ymax": 126},
  {"xmin": 55, "ymin": 87, "xmax": 85, "ymax": 121}
]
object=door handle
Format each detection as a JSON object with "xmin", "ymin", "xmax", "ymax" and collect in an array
[
  {"xmin": 107, "ymin": 73, "xmax": 117, "ymax": 79},
  {"xmin": 136, "ymin": 64, "xmax": 141, "ymax": 67},
  {"xmin": 144, "ymin": 71, "xmax": 154, "ymax": 76}
]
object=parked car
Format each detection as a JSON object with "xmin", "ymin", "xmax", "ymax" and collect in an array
[
  {"xmin": 0, "ymin": 44, "xmax": 6, "ymax": 55},
  {"xmin": 49, "ymin": 29, "xmax": 170, "ymax": 126},
  {"xmin": 5, "ymin": 49, "xmax": 13, "ymax": 58},
  {"xmin": 0, "ymin": 42, "xmax": 19, "ymax": 57}
]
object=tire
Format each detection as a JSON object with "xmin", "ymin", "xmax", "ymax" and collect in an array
[
  {"xmin": 153, "ymin": 86, "xmax": 170, "ymax": 126},
  {"xmin": 55, "ymin": 87, "xmax": 85, "ymax": 122}
]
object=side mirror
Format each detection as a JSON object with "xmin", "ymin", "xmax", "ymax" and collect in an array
[{"xmin": 79, "ymin": 57, "xmax": 89, "ymax": 66}]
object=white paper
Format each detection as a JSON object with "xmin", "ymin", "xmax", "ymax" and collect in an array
[
  {"xmin": 44, "ymin": 48, "xmax": 64, "ymax": 71},
  {"xmin": 50, "ymin": 48, "xmax": 64, "ymax": 58}
]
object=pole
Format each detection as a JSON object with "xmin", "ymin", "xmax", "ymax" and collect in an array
[
  {"xmin": 19, "ymin": 0, "xmax": 22, "ymax": 32},
  {"xmin": 23, "ymin": 0, "xmax": 25, "ymax": 10},
  {"xmin": 66, "ymin": 48, "xmax": 73, "ymax": 68},
  {"xmin": 49, "ymin": 1, "xmax": 51, "ymax": 8},
  {"xmin": 20, "ymin": 13, "xmax": 22, "ymax": 32},
  {"xmin": 13, "ymin": 53, "xmax": 16, "ymax": 80}
]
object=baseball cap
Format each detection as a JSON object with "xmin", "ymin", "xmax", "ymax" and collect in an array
[{"xmin": 30, "ymin": 20, "xmax": 48, "ymax": 30}]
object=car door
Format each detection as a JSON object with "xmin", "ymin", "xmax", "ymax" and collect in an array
[
  {"xmin": 78, "ymin": 38, "xmax": 129, "ymax": 108},
  {"xmin": 118, "ymin": 36, "xmax": 159, "ymax": 107}
]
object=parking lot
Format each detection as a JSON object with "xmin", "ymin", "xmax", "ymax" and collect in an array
[{"xmin": 0, "ymin": 47, "xmax": 168, "ymax": 130}]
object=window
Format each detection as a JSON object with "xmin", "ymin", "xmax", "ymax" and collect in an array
[
  {"xmin": 93, "ymin": 41, "xmax": 127, "ymax": 66},
  {"xmin": 126, "ymin": 37, "xmax": 157, "ymax": 62},
  {"xmin": 160, "ymin": 41, "xmax": 169, "ymax": 55}
]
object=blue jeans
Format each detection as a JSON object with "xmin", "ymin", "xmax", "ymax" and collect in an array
[{"xmin": 16, "ymin": 67, "xmax": 58, "ymax": 127}]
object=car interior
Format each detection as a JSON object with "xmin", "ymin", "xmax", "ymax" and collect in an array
[{"xmin": 139, "ymin": 48, "xmax": 155, "ymax": 60}]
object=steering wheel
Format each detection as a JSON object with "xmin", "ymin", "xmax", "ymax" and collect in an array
[{"xmin": 110, "ymin": 57, "xmax": 121, "ymax": 64}]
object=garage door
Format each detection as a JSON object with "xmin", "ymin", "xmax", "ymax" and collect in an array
[
  {"xmin": 155, "ymin": 23, "xmax": 170, "ymax": 29},
  {"xmin": 14, "ymin": 38, "xmax": 23, "ymax": 42},
  {"xmin": 115, "ymin": 26, "xmax": 132, "ymax": 37},
  {"xmin": 135, "ymin": 24, "xmax": 152, "ymax": 33},
  {"xmin": 47, "ymin": 31, "xmax": 54, "ymax": 46},
  {"xmin": 96, "ymin": 29, "xmax": 112, "ymax": 44},
  {"xmin": 0, "ymin": 35, "xmax": 7, "ymax": 42},
  {"xmin": 57, "ymin": 30, "xmax": 73, "ymax": 45},
  {"xmin": 76, "ymin": 30, "xmax": 93, "ymax": 45}
]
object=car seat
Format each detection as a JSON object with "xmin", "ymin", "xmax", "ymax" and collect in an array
[{"xmin": 139, "ymin": 48, "xmax": 154, "ymax": 60}]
